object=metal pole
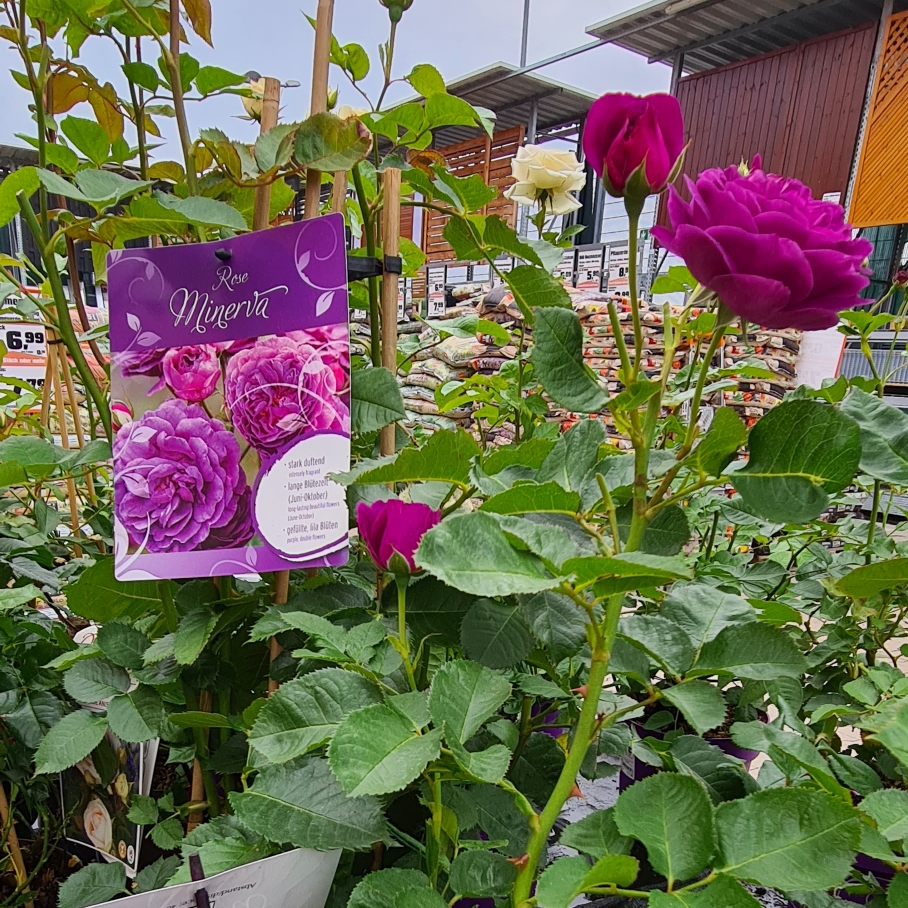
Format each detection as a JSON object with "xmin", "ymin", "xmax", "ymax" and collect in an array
[
  {"xmin": 527, "ymin": 97, "xmax": 538, "ymax": 144},
  {"xmin": 669, "ymin": 52, "xmax": 684, "ymax": 95},
  {"xmin": 520, "ymin": 0, "xmax": 531, "ymax": 67}
]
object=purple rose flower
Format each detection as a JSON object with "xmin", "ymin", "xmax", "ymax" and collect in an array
[
  {"xmin": 224, "ymin": 335, "xmax": 349, "ymax": 456},
  {"xmin": 651, "ymin": 158, "xmax": 873, "ymax": 331},
  {"xmin": 356, "ymin": 499, "xmax": 441, "ymax": 574},
  {"xmin": 201, "ymin": 486, "xmax": 254, "ymax": 549},
  {"xmin": 582, "ymin": 92, "xmax": 684, "ymax": 198},
  {"xmin": 162, "ymin": 345, "xmax": 221, "ymax": 402},
  {"xmin": 115, "ymin": 348, "xmax": 166, "ymax": 394},
  {"xmin": 114, "ymin": 399, "xmax": 247, "ymax": 553}
]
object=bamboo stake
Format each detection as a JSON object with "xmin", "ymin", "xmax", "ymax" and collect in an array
[
  {"xmin": 58, "ymin": 349, "xmax": 98, "ymax": 509},
  {"xmin": 304, "ymin": 0, "xmax": 335, "ymax": 218},
  {"xmin": 0, "ymin": 783, "xmax": 33, "ymax": 908},
  {"xmin": 380, "ymin": 169, "xmax": 401, "ymax": 457},
  {"xmin": 252, "ymin": 79, "xmax": 281, "ymax": 232},
  {"xmin": 185, "ymin": 691, "xmax": 212, "ymax": 833},
  {"xmin": 331, "ymin": 171, "xmax": 348, "ymax": 216}
]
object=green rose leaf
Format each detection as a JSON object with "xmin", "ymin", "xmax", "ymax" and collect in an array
[
  {"xmin": 293, "ymin": 112, "xmax": 373, "ymax": 172},
  {"xmin": 732, "ymin": 400, "xmax": 860, "ymax": 523},
  {"xmin": 714, "ymin": 788, "xmax": 861, "ymax": 890},
  {"xmin": 661, "ymin": 582, "xmax": 757, "ymax": 661},
  {"xmin": 63, "ymin": 658, "xmax": 131, "ymax": 704},
  {"xmin": 57, "ymin": 862, "xmax": 128, "ymax": 908},
  {"xmin": 558, "ymin": 807, "xmax": 633, "ymax": 859},
  {"xmin": 531, "ymin": 307, "xmax": 608, "ymax": 413},
  {"xmin": 34, "ymin": 710, "xmax": 108, "ymax": 774},
  {"xmin": 230, "ymin": 756, "xmax": 386, "ymax": 851},
  {"xmin": 841, "ymin": 388, "xmax": 908, "ymax": 485},
  {"xmin": 349, "ymin": 428, "xmax": 480, "ymax": 486},
  {"xmin": 449, "ymin": 850, "xmax": 516, "ymax": 898},
  {"xmin": 619, "ymin": 614, "xmax": 694, "ymax": 677},
  {"xmin": 96, "ymin": 623, "xmax": 152, "ymax": 672},
  {"xmin": 134, "ymin": 856, "xmax": 181, "ymax": 894},
  {"xmin": 428, "ymin": 659, "xmax": 510, "ymax": 744},
  {"xmin": 419, "ymin": 511, "xmax": 558, "ymax": 597},
  {"xmin": 614, "ymin": 773, "xmax": 715, "ymax": 886},
  {"xmin": 509, "ymin": 732, "xmax": 565, "ymax": 804},
  {"xmin": 60, "ymin": 116, "xmax": 110, "ymax": 166},
  {"xmin": 155, "ymin": 193, "xmax": 248, "ymax": 230},
  {"xmin": 348, "ymin": 869, "xmax": 435, "ymax": 908},
  {"xmin": 537, "ymin": 855, "xmax": 640, "ymax": 908},
  {"xmin": 682, "ymin": 408, "xmax": 748, "ymax": 478},
  {"xmin": 691, "ymin": 622, "xmax": 807, "ymax": 680},
  {"xmin": 662, "ymin": 681, "xmax": 727, "ymax": 735},
  {"xmin": 249, "ymin": 667, "xmax": 381, "ymax": 763},
  {"xmin": 860, "ymin": 789, "xmax": 908, "ymax": 841},
  {"xmin": 564, "ymin": 552, "xmax": 691, "ymax": 595},
  {"xmin": 0, "ymin": 166, "xmax": 38, "ymax": 227},
  {"xmin": 522, "ymin": 590, "xmax": 587, "ymax": 663},
  {"xmin": 400, "ymin": 576, "xmax": 475, "ymax": 647},
  {"xmin": 107, "ymin": 686, "xmax": 164, "ymax": 743},
  {"xmin": 460, "ymin": 599, "xmax": 535, "ymax": 669},
  {"xmin": 64, "ymin": 558, "xmax": 165, "ymax": 623},
  {"xmin": 836, "ymin": 557, "xmax": 908, "ymax": 598},
  {"xmin": 462, "ymin": 784, "xmax": 530, "ymax": 857},
  {"xmin": 649, "ymin": 875, "xmax": 762, "ymax": 908},
  {"xmin": 328, "ymin": 704, "xmax": 443, "ymax": 796},
  {"xmin": 195, "ymin": 65, "xmax": 246, "ymax": 95},
  {"xmin": 480, "ymin": 481, "xmax": 581, "ymax": 516},
  {"xmin": 173, "ymin": 605, "xmax": 218, "ymax": 665},
  {"xmin": 351, "ymin": 367, "xmax": 406, "ymax": 434}
]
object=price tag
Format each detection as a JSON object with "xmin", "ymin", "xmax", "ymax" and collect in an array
[{"xmin": 2, "ymin": 325, "xmax": 46, "ymax": 356}]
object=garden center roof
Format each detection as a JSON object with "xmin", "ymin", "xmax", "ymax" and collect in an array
[
  {"xmin": 586, "ymin": 0, "xmax": 908, "ymax": 74},
  {"xmin": 421, "ymin": 63, "xmax": 597, "ymax": 147}
]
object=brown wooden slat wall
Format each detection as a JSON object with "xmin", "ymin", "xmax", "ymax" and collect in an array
[
  {"xmin": 660, "ymin": 25, "xmax": 876, "ymax": 227},
  {"xmin": 422, "ymin": 126, "xmax": 524, "ymax": 263},
  {"xmin": 850, "ymin": 11, "xmax": 908, "ymax": 228}
]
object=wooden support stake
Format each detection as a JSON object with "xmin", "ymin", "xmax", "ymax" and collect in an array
[
  {"xmin": 186, "ymin": 688, "xmax": 213, "ymax": 833},
  {"xmin": 331, "ymin": 171, "xmax": 348, "ymax": 216},
  {"xmin": 380, "ymin": 169, "xmax": 402, "ymax": 457},
  {"xmin": 252, "ymin": 79, "xmax": 281, "ymax": 232},
  {"xmin": 304, "ymin": 0, "xmax": 335, "ymax": 218},
  {"xmin": 0, "ymin": 783, "xmax": 33, "ymax": 908}
]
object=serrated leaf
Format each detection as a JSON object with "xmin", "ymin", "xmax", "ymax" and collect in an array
[
  {"xmin": 732, "ymin": 400, "xmax": 860, "ymax": 523},
  {"xmin": 661, "ymin": 582, "xmax": 757, "ymax": 660},
  {"xmin": 134, "ymin": 855, "xmax": 181, "ymax": 894},
  {"xmin": 559, "ymin": 807, "xmax": 633, "ymax": 859},
  {"xmin": 328, "ymin": 704, "xmax": 443, "ymax": 796},
  {"xmin": 522, "ymin": 590, "xmax": 586, "ymax": 663},
  {"xmin": 650, "ymin": 876, "xmax": 762, "ymax": 908},
  {"xmin": 480, "ymin": 482, "xmax": 581, "ymax": 516},
  {"xmin": 419, "ymin": 511, "xmax": 557, "ymax": 597},
  {"xmin": 230, "ymin": 756, "xmax": 386, "ymax": 851},
  {"xmin": 173, "ymin": 606, "xmax": 217, "ymax": 665},
  {"xmin": 692, "ymin": 623, "xmax": 807, "ymax": 680},
  {"xmin": 352, "ymin": 428, "xmax": 480, "ymax": 486},
  {"xmin": 352, "ymin": 367, "xmax": 406, "ymax": 434},
  {"xmin": 65, "ymin": 558, "xmax": 164, "ymax": 623},
  {"xmin": 619, "ymin": 614, "xmax": 694, "ymax": 677},
  {"xmin": 614, "ymin": 773, "xmax": 715, "ymax": 885},
  {"xmin": 663, "ymin": 682, "xmax": 727, "ymax": 735},
  {"xmin": 249, "ymin": 668, "xmax": 381, "ymax": 763},
  {"xmin": 107, "ymin": 687, "xmax": 164, "ymax": 743},
  {"xmin": 63, "ymin": 658, "xmax": 131, "ymax": 704},
  {"xmin": 155, "ymin": 192, "xmax": 247, "ymax": 230},
  {"xmin": 682, "ymin": 407, "xmax": 748, "ymax": 477},
  {"xmin": 294, "ymin": 112, "xmax": 372, "ymax": 172},
  {"xmin": 0, "ymin": 166, "xmax": 38, "ymax": 228},
  {"xmin": 532, "ymin": 307, "xmax": 608, "ymax": 412},
  {"xmin": 348, "ymin": 869, "xmax": 435, "ymax": 908},
  {"xmin": 127, "ymin": 794, "xmax": 159, "ymax": 826},
  {"xmin": 449, "ymin": 850, "xmax": 515, "ymax": 898},
  {"xmin": 860, "ymin": 789, "xmax": 908, "ymax": 841},
  {"xmin": 428, "ymin": 659, "xmax": 510, "ymax": 743},
  {"xmin": 461, "ymin": 599, "xmax": 535, "ymax": 668},
  {"xmin": 34, "ymin": 710, "xmax": 107, "ymax": 774},
  {"xmin": 509, "ymin": 732, "xmax": 565, "ymax": 804},
  {"xmin": 836, "ymin": 558, "xmax": 908, "ymax": 598},
  {"xmin": 57, "ymin": 862, "xmax": 127, "ymax": 908},
  {"xmin": 714, "ymin": 788, "xmax": 861, "ymax": 890},
  {"xmin": 97, "ymin": 623, "xmax": 151, "ymax": 671},
  {"xmin": 462, "ymin": 784, "xmax": 530, "ymax": 857}
]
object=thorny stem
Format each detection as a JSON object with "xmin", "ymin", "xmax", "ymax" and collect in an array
[
  {"xmin": 396, "ymin": 579, "xmax": 417, "ymax": 692},
  {"xmin": 626, "ymin": 204, "xmax": 643, "ymax": 370}
]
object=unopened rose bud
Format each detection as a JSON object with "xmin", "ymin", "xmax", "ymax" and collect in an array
[{"xmin": 379, "ymin": 0, "xmax": 413, "ymax": 22}]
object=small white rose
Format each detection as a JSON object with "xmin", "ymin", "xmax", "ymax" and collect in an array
[
  {"xmin": 83, "ymin": 798, "xmax": 113, "ymax": 853},
  {"xmin": 336, "ymin": 105, "xmax": 368, "ymax": 121},
  {"xmin": 511, "ymin": 145, "xmax": 586, "ymax": 195},
  {"xmin": 242, "ymin": 78, "xmax": 265, "ymax": 120}
]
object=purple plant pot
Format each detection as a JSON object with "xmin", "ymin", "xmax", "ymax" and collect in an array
[
  {"xmin": 618, "ymin": 721, "xmax": 760, "ymax": 791},
  {"xmin": 835, "ymin": 854, "xmax": 896, "ymax": 904}
]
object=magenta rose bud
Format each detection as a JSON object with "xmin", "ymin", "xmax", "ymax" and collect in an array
[
  {"xmin": 894, "ymin": 268, "xmax": 908, "ymax": 289},
  {"xmin": 225, "ymin": 335, "xmax": 349, "ymax": 457},
  {"xmin": 651, "ymin": 160, "xmax": 873, "ymax": 331},
  {"xmin": 162, "ymin": 345, "xmax": 221, "ymax": 403},
  {"xmin": 114, "ymin": 399, "xmax": 247, "ymax": 553},
  {"xmin": 356, "ymin": 499, "xmax": 441, "ymax": 574},
  {"xmin": 582, "ymin": 92, "xmax": 684, "ymax": 199}
]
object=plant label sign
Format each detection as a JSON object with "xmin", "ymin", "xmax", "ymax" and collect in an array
[{"xmin": 108, "ymin": 215, "xmax": 351, "ymax": 581}]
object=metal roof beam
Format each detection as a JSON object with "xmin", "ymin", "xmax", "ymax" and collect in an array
[{"xmin": 647, "ymin": 0, "xmax": 865, "ymax": 62}]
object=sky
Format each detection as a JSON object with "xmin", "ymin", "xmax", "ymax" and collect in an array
[{"xmin": 0, "ymin": 0, "xmax": 670, "ymax": 154}]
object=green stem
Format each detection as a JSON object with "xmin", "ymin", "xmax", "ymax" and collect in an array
[
  {"xmin": 626, "ymin": 204, "xmax": 643, "ymax": 370},
  {"xmin": 596, "ymin": 472, "xmax": 621, "ymax": 554},
  {"xmin": 512, "ymin": 592, "xmax": 623, "ymax": 907},
  {"xmin": 626, "ymin": 394, "xmax": 660, "ymax": 551},
  {"xmin": 607, "ymin": 300, "xmax": 634, "ymax": 383},
  {"xmin": 157, "ymin": 580, "xmax": 178, "ymax": 633},
  {"xmin": 351, "ymin": 164, "xmax": 381, "ymax": 366},
  {"xmin": 396, "ymin": 578, "xmax": 417, "ymax": 691},
  {"xmin": 16, "ymin": 193, "xmax": 112, "ymax": 442}
]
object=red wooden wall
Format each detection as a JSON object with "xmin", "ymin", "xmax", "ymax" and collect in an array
[{"xmin": 662, "ymin": 25, "xmax": 876, "ymax": 224}]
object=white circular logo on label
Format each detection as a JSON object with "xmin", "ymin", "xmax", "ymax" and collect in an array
[{"xmin": 254, "ymin": 433, "xmax": 349, "ymax": 561}]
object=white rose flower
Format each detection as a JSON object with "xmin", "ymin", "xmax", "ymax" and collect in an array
[
  {"xmin": 83, "ymin": 798, "xmax": 113, "ymax": 853},
  {"xmin": 336, "ymin": 105, "xmax": 368, "ymax": 121},
  {"xmin": 504, "ymin": 145, "xmax": 586, "ymax": 214}
]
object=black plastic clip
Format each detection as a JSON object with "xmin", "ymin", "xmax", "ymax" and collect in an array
[
  {"xmin": 346, "ymin": 253, "xmax": 403, "ymax": 282},
  {"xmin": 189, "ymin": 853, "xmax": 211, "ymax": 908},
  {"xmin": 214, "ymin": 248, "xmax": 232, "ymax": 262}
]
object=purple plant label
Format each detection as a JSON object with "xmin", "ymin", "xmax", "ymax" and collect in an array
[{"xmin": 108, "ymin": 215, "xmax": 351, "ymax": 581}]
